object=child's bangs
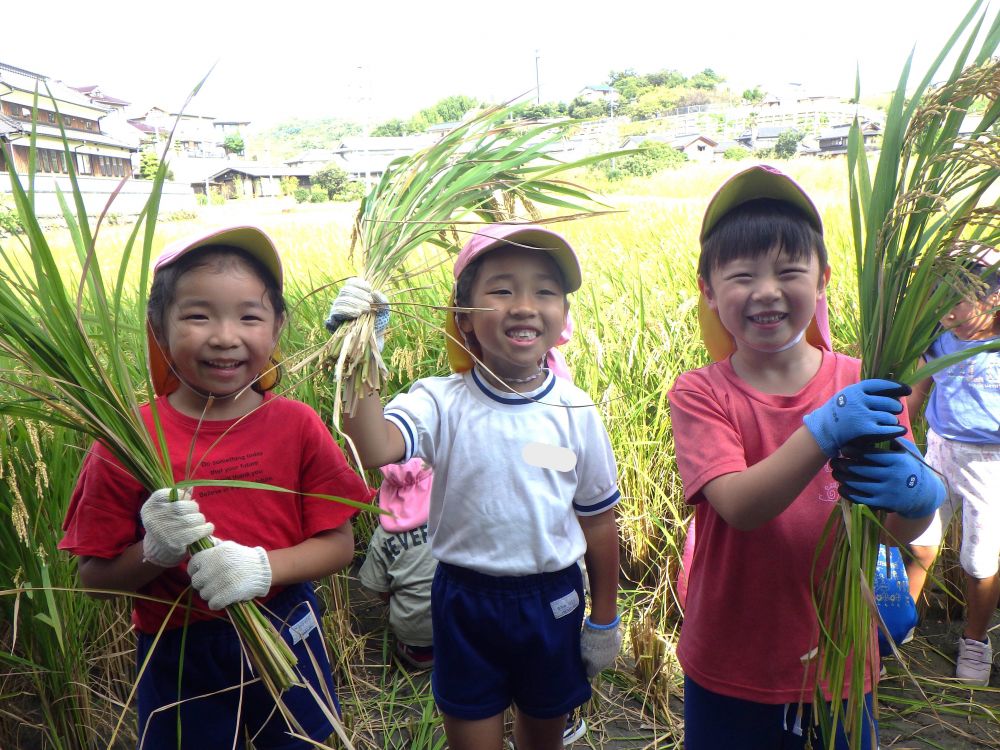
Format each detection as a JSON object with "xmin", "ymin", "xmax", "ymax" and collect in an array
[{"xmin": 699, "ymin": 199, "xmax": 827, "ymax": 279}]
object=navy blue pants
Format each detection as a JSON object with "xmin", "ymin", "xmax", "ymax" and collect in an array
[
  {"xmin": 684, "ymin": 675, "xmax": 878, "ymax": 749},
  {"xmin": 431, "ymin": 562, "xmax": 591, "ymax": 720},
  {"xmin": 135, "ymin": 583, "xmax": 339, "ymax": 750}
]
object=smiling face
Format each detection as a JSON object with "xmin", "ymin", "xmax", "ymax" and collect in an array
[
  {"xmin": 159, "ymin": 257, "xmax": 283, "ymax": 418},
  {"xmin": 701, "ymin": 245, "xmax": 829, "ymax": 359},
  {"xmin": 456, "ymin": 247, "xmax": 568, "ymax": 388}
]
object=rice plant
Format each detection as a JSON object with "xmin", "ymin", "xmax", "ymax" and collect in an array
[
  {"xmin": 313, "ymin": 102, "xmax": 625, "ymax": 420},
  {"xmin": 814, "ymin": 2, "xmax": 1000, "ymax": 746},
  {"xmin": 0, "ymin": 79, "xmax": 375, "ymax": 734}
]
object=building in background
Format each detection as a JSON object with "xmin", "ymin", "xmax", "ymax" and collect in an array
[{"xmin": 0, "ymin": 62, "xmax": 135, "ymax": 180}]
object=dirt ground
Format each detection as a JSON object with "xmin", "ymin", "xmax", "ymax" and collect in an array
[
  {"xmin": 345, "ymin": 562, "xmax": 999, "ymax": 750},
  {"xmin": 877, "ymin": 611, "xmax": 1000, "ymax": 750}
]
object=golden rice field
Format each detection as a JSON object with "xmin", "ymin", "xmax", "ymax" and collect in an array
[{"xmin": 2, "ymin": 158, "xmax": 997, "ymax": 749}]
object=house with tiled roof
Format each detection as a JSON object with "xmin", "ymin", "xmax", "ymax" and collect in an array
[
  {"xmin": 0, "ymin": 61, "xmax": 135, "ymax": 180},
  {"xmin": 72, "ymin": 84, "xmax": 130, "ymax": 111},
  {"xmin": 286, "ymin": 134, "xmax": 436, "ymax": 182},
  {"xmin": 577, "ymin": 85, "xmax": 620, "ymax": 104},
  {"xmin": 205, "ymin": 163, "xmax": 313, "ymax": 198},
  {"xmin": 0, "ymin": 60, "xmax": 195, "ymax": 216},
  {"xmin": 620, "ymin": 132, "xmax": 718, "ymax": 162}
]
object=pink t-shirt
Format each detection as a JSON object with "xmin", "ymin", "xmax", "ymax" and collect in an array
[
  {"xmin": 60, "ymin": 393, "xmax": 372, "ymax": 633},
  {"xmin": 669, "ymin": 349, "xmax": 902, "ymax": 703}
]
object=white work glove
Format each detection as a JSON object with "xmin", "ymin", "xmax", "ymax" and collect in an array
[
  {"xmin": 580, "ymin": 614, "xmax": 622, "ymax": 679},
  {"xmin": 187, "ymin": 538, "xmax": 272, "ymax": 610},
  {"xmin": 324, "ymin": 276, "xmax": 390, "ymax": 350},
  {"xmin": 139, "ymin": 488, "xmax": 214, "ymax": 568}
]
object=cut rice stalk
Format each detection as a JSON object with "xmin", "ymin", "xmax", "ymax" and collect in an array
[
  {"xmin": 0, "ymin": 77, "xmax": 301, "ymax": 695},
  {"xmin": 315, "ymin": 102, "xmax": 626, "ymax": 418},
  {"xmin": 813, "ymin": 3, "xmax": 1000, "ymax": 747}
]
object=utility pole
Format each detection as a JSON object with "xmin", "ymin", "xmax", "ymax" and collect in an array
[{"xmin": 535, "ymin": 49, "xmax": 541, "ymax": 105}]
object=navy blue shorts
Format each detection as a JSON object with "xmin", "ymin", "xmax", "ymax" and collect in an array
[
  {"xmin": 684, "ymin": 675, "xmax": 878, "ymax": 750},
  {"xmin": 136, "ymin": 582, "xmax": 340, "ymax": 750},
  {"xmin": 431, "ymin": 562, "xmax": 591, "ymax": 720}
]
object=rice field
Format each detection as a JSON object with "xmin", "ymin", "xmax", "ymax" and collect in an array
[{"xmin": 1, "ymin": 159, "xmax": 997, "ymax": 749}]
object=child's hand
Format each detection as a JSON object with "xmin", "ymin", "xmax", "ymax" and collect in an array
[
  {"xmin": 831, "ymin": 438, "xmax": 947, "ymax": 519},
  {"xmin": 187, "ymin": 539, "xmax": 272, "ymax": 610},
  {"xmin": 580, "ymin": 615, "xmax": 622, "ymax": 678},
  {"xmin": 803, "ymin": 379, "xmax": 910, "ymax": 457},
  {"xmin": 139, "ymin": 488, "xmax": 215, "ymax": 568},
  {"xmin": 325, "ymin": 277, "xmax": 390, "ymax": 350}
]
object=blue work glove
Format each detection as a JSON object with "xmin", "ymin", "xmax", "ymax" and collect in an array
[
  {"xmin": 803, "ymin": 379, "xmax": 909, "ymax": 457},
  {"xmin": 580, "ymin": 615, "xmax": 622, "ymax": 679},
  {"xmin": 831, "ymin": 438, "xmax": 946, "ymax": 519},
  {"xmin": 324, "ymin": 277, "xmax": 390, "ymax": 350}
]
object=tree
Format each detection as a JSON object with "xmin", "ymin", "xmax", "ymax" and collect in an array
[
  {"xmin": 742, "ymin": 87, "xmax": 765, "ymax": 105},
  {"xmin": 222, "ymin": 133, "xmax": 245, "ymax": 156},
  {"xmin": 411, "ymin": 95, "xmax": 479, "ymax": 131},
  {"xmin": 723, "ymin": 145, "xmax": 752, "ymax": 161},
  {"xmin": 138, "ymin": 150, "xmax": 173, "ymax": 180},
  {"xmin": 645, "ymin": 69, "xmax": 686, "ymax": 88},
  {"xmin": 567, "ymin": 98, "xmax": 606, "ymax": 119},
  {"xmin": 312, "ymin": 163, "xmax": 349, "ymax": 198},
  {"xmin": 625, "ymin": 89, "xmax": 681, "ymax": 120},
  {"xmin": 602, "ymin": 141, "xmax": 686, "ymax": 179},
  {"xmin": 512, "ymin": 101, "xmax": 563, "ymax": 120},
  {"xmin": 371, "ymin": 118, "xmax": 407, "ymax": 137},
  {"xmin": 607, "ymin": 69, "xmax": 652, "ymax": 102},
  {"xmin": 689, "ymin": 68, "xmax": 724, "ymax": 90},
  {"xmin": 774, "ymin": 130, "xmax": 805, "ymax": 159}
]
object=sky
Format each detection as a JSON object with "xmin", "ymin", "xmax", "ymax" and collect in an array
[{"xmin": 3, "ymin": 0, "xmax": 994, "ymax": 129}]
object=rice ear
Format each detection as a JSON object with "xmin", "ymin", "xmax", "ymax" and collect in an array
[{"xmin": 815, "ymin": 3, "xmax": 1000, "ymax": 746}]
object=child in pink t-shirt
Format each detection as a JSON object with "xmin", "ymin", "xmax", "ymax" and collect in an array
[{"xmin": 668, "ymin": 166, "xmax": 945, "ymax": 749}]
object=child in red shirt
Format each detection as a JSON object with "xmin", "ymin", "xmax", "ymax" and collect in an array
[
  {"xmin": 61, "ymin": 225, "xmax": 371, "ymax": 749},
  {"xmin": 669, "ymin": 166, "xmax": 945, "ymax": 749}
]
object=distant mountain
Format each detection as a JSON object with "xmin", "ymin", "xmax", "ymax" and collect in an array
[{"xmin": 246, "ymin": 117, "xmax": 362, "ymax": 161}]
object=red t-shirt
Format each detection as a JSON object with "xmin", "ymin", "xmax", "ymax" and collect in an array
[
  {"xmin": 669, "ymin": 349, "xmax": 908, "ymax": 703},
  {"xmin": 60, "ymin": 393, "xmax": 371, "ymax": 633}
]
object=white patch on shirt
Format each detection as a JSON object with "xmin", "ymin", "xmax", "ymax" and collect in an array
[
  {"xmin": 288, "ymin": 609, "xmax": 319, "ymax": 645},
  {"xmin": 522, "ymin": 442, "xmax": 577, "ymax": 472},
  {"xmin": 550, "ymin": 588, "xmax": 580, "ymax": 619}
]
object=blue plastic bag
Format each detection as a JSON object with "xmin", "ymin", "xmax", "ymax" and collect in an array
[{"xmin": 874, "ymin": 544, "xmax": 918, "ymax": 655}]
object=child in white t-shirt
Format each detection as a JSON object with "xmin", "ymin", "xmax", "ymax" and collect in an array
[{"xmin": 327, "ymin": 224, "xmax": 622, "ymax": 750}]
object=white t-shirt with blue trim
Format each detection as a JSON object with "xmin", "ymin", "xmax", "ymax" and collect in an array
[{"xmin": 385, "ymin": 368, "xmax": 620, "ymax": 576}]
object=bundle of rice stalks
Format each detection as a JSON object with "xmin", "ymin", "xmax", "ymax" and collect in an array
[
  {"xmin": 0, "ymin": 86, "xmax": 301, "ymax": 702},
  {"xmin": 316, "ymin": 102, "xmax": 622, "ymax": 417},
  {"xmin": 814, "ymin": 2, "xmax": 1000, "ymax": 745}
]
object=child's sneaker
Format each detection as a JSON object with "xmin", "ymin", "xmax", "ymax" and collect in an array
[
  {"xmin": 562, "ymin": 709, "xmax": 587, "ymax": 744},
  {"xmin": 395, "ymin": 641, "xmax": 434, "ymax": 670},
  {"xmin": 955, "ymin": 636, "xmax": 992, "ymax": 686}
]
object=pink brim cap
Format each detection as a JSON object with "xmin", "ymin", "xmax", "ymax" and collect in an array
[
  {"xmin": 453, "ymin": 224, "xmax": 581, "ymax": 291},
  {"xmin": 147, "ymin": 225, "xmax": 283, "ymax": 396},
  {"xmin": 446, "ymin": 224, "xmax": 579, "ymax": 372},
  {"xmin": 154, "ymin": 225, "xmax": 282, "ymax": 287}
]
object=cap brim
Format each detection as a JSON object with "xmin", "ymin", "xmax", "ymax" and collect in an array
[
  {"xmin": 701, "ymin": 166, "xmax": 823, "ymax": 241},
  {"xmin": 148, "ymin": 225, "xmax": 283, "ymax": 396},
  {"xmin": 458, "ymin": 226, "xmax": 582, "ymax": 293},
  {"xmin": 154, "ymin": 225, "xmax": 282, "ymax": 288}
]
